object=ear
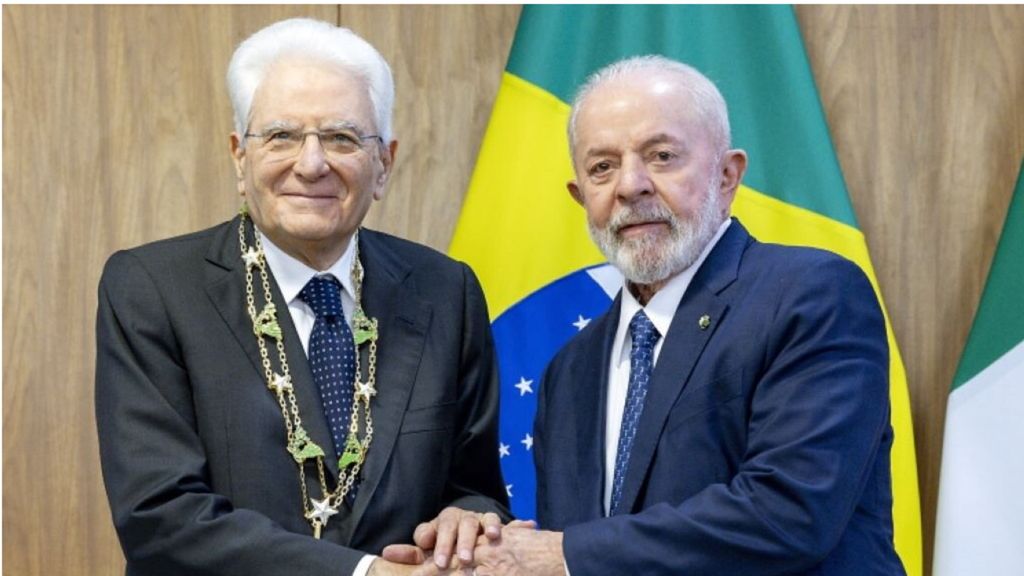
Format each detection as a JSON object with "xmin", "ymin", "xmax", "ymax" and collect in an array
[
  {"xmin": 230, "ymin": 132, "xmax": 247, "ymax": 197},
  {"xmin": 717, "ymin": 148, "xmax": 748, "ymax": 213},
  {"xmin": 567, "ymin": 180, "xmax": 585, "ymax": 207},
  {"xmin": 373, "ymin": 139, "xmax": 399, "ymax": 201}
]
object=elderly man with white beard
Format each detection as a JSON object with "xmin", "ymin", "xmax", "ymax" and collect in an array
[{"xmin": 430, "ymin": 55, "xmax": 905, "ymax": 576}]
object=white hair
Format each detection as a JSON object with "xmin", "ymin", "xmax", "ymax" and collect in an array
[
  {"xmin": 568, "ymin": 55, "xmax": 731, "ymax": 158},
  {"xmin": 227, "ymin": 18, "xmax": 395, "ymax": 140}
]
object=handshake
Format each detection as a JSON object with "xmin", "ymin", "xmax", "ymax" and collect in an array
[{"xmin": 370, "ymin": 507, "xmax": 564, "ymax": 576}]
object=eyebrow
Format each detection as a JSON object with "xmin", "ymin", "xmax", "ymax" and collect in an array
[
  {"xmin": 583, "ymin": 133, "xmax": 684, "ymax": 159},
  {"xmin": 640, "ymin": 133, "xmax": 683, "ymax": 148},
  {"xmin": 319, "ymin": 120, "xmax": 365, "ymax": 133},
  {"xmin": 253, "ymin": 120, "xmax": 367, "ymax": 133}
]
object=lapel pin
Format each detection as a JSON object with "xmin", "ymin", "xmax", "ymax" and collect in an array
[{"xmin": 698, "ymin": 314, "xmax": 711, "ymax": 330}]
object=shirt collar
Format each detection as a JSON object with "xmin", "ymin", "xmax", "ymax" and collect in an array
[
  {"xmin": 257, "ymin": 230, "xmax": 358, "ymax": 304},
  {"xmin": 613, "ymin": 218, "xmax": 732, "ymax": 366}
]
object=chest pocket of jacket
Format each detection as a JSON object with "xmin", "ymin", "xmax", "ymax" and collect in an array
[
  {"xmin": 399, "ymin": 401, "xmax": 456, "ymax": 434},
  {"xmin": 664, "ymin": 368, "xmax": 744, "ymax": 432}
]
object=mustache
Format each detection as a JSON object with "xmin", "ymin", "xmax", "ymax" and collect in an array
[{"xmin": 608, "ymin": 202, "xmax": 677, "ymax": 234}]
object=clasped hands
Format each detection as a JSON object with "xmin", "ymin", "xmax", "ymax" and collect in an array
[{"xmin": 372, "ymin": 506, "xmax": 564, "ymax": 576}]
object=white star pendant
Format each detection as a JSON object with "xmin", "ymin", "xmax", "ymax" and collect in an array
[
  {"xmin": 242, "ymin": 247, "xmax": 263, "ymax": 270},
  {"xmin": 307, "ymin": 497, "xmax": 339, "ymax": 528},
  {"xmin": 355, "ymin": 380, "xmax": 377, "ymax": 402},
  {"xmin": 268, "ymin": 372, "xmax": 292, "ymax": 394}
]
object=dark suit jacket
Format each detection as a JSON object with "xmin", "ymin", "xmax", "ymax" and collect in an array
[
  {"xmin": 535, "ymin": 220, "xmax": 904, "ymax": 575},
  {"xmin": 96, "ymin": 217, "xmax": 509, "ymax": 576}
]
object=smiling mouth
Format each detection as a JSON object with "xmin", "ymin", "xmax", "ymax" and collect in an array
[{"xmin": 283, "ymin": 192, "xmax": 337, "ymax": 200}]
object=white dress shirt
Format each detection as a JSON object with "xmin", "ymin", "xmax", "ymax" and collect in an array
[
  {"xmin": 258, "ymin": 231, "xmax": 376, "ymax": 576},
  {"xmin": 602, "ymin": 219, "xmax": 732, "ymax": 514}
]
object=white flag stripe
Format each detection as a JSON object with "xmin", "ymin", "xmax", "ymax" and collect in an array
[
  {"xmin": 934, "ymin": 340, "xmax": 1024, "ymax": 576},
  {"xmin": 586, "ymin": 264, "xmax": 622, "ymax": 299}
]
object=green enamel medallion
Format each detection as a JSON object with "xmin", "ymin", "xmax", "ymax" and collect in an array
[
  {"xmin": 352, "ymin": 309, "xmax": 378, "ymax": 345},
  {"xmin": 287, "ymin": 427, "xmax": 325, "ymax": 463},
  {"xmin": 338, "ymin": 434, "xmax": 362, "ymax": 470},
  {"xmin": 254, "ymin": 303, "xmax": 282, "ymax": 340}
]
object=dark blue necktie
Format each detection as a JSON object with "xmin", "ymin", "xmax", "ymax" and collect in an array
[
  {"xmin": 298, "ymin": 276, "xmax": 356, "ymax": 463},
  {"xmin": 610, "ymin": 310, "xmax": 661, "ymax": 515}
]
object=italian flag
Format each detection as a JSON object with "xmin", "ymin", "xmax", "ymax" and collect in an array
[
  {"xmin": 933, "ymin": 161, "xmax": 1024, "ymax": 575},
  {"xmin": 450, "ymin": 6, "xmax": 921, "ymax": 574}
]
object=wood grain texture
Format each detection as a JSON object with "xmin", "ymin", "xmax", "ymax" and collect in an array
[
  {"xmin": 341, "ymin": 5, "xmax": 522, "ymax": 249},
  {"xmin": 3, "ymin": 5, "xmax": 1023, "ymax": 576},
  {"xmin": 796, "ymin": 6, "xmax": 1024, "ymax": 574}
]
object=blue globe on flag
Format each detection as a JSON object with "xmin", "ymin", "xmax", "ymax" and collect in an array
[{"xmin": 492, "ymin": 263, "xmax": 622, "ymax": 520}]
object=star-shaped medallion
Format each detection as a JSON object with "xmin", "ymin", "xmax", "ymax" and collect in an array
[
  {"xmin": 307, "ymin": 497, "xmax": 339, "ymax": 527},
  {"xmin": 268, "ymin": 372, "xmax": 292, "ymax": 394},
  {"xmin": 355, "ymin": 380, "xmax": 377, "ymax": 402},
  {"xmin": 242, "ymin": 247, "xmax": 263, "ymax": 270}
]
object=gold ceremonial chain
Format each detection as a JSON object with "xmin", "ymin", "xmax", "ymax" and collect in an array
[{"xmin": 238, "ymin": 205, "xmax": 379, "ymax": 539}]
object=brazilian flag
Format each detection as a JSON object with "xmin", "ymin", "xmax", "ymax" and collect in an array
[{"xmin": 450, "ymin": 6, "xmax": 921, "ymax": 575}]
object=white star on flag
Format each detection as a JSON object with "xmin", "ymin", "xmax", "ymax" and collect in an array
[
  {"xmin": 521, "ymin": 433, "xmax": 533, "ymax": 451},
  {"xmin": 572, "ymin": 314, "xmax": 591, "ymax": 331},
  {"xmin": 514, "ymin": 377, "xmax": 534, "ymax": 396},
  {"xmin": 506, "ymin": 484, "xmax": 514, "ymax": 498},
  {"xmin": 499, "ymin": 443, "xmax": 511, "ymax": 458}
]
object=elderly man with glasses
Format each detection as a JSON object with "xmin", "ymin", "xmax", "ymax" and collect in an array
[{"xmin": 95, "ymin": 18, "xmax": 509, "ymax": 576}]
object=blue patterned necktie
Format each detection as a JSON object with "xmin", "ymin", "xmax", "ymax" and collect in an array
[
  {"xmin": 610, "ymin": 309, "xmax": 661, "ymax": 515},
  {"xmin": 298, "ymin": 275, "xmax": 357, "ymax": 463}
]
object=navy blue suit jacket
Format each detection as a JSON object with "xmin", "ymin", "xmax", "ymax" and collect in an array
[{"xmin": 534, "ymin": 220, "xmax": 904, "ymax": 575}]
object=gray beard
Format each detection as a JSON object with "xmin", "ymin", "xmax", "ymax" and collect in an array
[{"xmin": 588, "ymin": 181, "xmax": 723, "ymax": 286}]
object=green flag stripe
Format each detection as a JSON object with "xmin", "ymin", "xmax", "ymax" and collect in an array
[
  {"xmin": 953, "ymin": 161, "xmax": 1024, "ymax": 389},
  {"xmin": 506, "ymin": 5, "xmax": 857, "ymax": 228}
]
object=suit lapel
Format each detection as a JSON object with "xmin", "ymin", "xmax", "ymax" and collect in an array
[
  {"xmin": 614, "ymin": 221, "xmax": 751, "ymax": 514},
  {"xmin": 203, "ymin": 216, "xmax": 338, "ymax": 480},
  {"xmin": 572, "ymin": 299, "xmax": 621, "ymax": 521},
  {"xmin": 345, "ymin": 230, "xmax": 431, "ymax": 539}
]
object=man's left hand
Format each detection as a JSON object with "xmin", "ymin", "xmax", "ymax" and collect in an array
[{"xmin": 472, "ymin": 524, "xmax": 564, "ymax": 576}]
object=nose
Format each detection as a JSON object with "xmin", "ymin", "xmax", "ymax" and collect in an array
[
  {"xmin": 293, "ymin": 133, "xmax": 330, "ymax": 181},
  {"xmin": 615, "ymin": 154, "xmax": 653, "ymax": 201}
]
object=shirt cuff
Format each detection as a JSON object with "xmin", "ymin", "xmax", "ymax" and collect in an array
[{"xmin": 352, "ymin": 554, "xmax": 377, "ymax": 576}]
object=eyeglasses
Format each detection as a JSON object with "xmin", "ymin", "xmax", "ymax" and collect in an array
[{"xmin": 244, "ymin": 126, "xmax": 383, "ymax": 160}]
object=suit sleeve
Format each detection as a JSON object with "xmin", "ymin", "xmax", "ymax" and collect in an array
[
  {"xmin": 95, "ymin": 251, "xmax": 366, "ymax": 575},
  {"xmin": 439, "ymin": 263, "xmax": 512, "ymax": 520},
  {"xmin": 562, "ymin": 257, "xmax": 892, "ymax": 575}
]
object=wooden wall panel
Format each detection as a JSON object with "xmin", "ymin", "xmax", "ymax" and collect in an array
[
  {"xmin": 796, "ymin": 6, "xmax": 1024, "ymax": 574},
  {"xmin": 341, "ymin": 5, "xmax": 522, "ymax": 249},
  {"xmin": 3, "ymin": 5, "xmax": 1023, "ymax": 576}
]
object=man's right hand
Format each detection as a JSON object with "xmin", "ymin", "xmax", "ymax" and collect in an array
[
  {"xmin": 369, "ymin": 554, "xmax": 473, "ymax": 576},
  {"xmin": 386, "ymin": 506, "xmax": 504, "ymax": 569}
]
